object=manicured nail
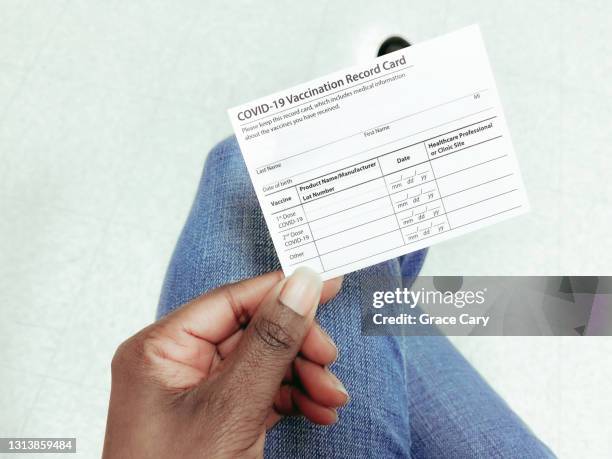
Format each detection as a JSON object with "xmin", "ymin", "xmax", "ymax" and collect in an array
[
  {"xmin": 279, "ymin": 267, "xmax": 322, "ymax": 316},
  {"xmin": 327, "ymin": 368, "xmax": 349, "ymax": 398},
  {"xmin": 320, "ymin": 327, "xmax": 339, "ymax": 361},
  {"xmin": 335, "ymin": 380, "xmax": 349, "ymax": 398}
]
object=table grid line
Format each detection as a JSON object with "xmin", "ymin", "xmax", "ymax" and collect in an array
[
  {"xmin": 276, "ymin": 118, "xmax": 517, "ymax": 274},
  {"xmin": 425, "ymin": 142, "xmax": 452, "ymax": 230},
  {"xmin": 270, "ymin": 131, "xmax": 503, "ymax": 214},
  {"xmin": 378, "ymin": 160, "xmax": 407, "ymax": 246},
  {"xmin": 264, "ymin": 115, "xmax": 497, "ymax": 197}
]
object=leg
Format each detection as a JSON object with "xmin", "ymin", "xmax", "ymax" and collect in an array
[
  {"xmin": 158, "ymin": 136, "xmax": 414, "ymax": 458},
  {"xmin": 158, "ymin": 136, "xmax": 554, "ymax": 458},
  {"xmin": 400, "ymin": 336, "xmax": 555, "ymax": 458},
  {"xmin": 397, "ymin": 257, "xmax": 553, "ymax": 457}
]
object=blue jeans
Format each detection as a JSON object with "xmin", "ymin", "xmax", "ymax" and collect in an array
[{"xmin": 157, "ymin": 137, "xmax": 554, "ymax": 458}]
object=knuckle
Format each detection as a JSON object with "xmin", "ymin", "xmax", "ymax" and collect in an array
[
  {"xmin": 110, "ymin": 337, "xmax": 142, "ymax": 381},
  {"xmin": 220, "ymin": 284, "xmax": 249, "ymax": 326},
  {"xmin": 253, "ymin": 317, "xmax": 295, "ymax": 351},
  {"xmin": 110, "ymin": 340, "xmax": 129, "ymax": 375},
  {"xmin": 110, "ymin": 328, "xmax": 165, "ymax": 380}
]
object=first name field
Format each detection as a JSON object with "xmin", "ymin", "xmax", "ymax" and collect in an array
[{"xmin": 228, "ymin": 25, "xmax": 529, "ymax": 280}]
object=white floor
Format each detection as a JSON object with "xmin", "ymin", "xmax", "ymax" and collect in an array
[{"xmin": 0, "ymin": 1, "xmax": 610, "ymax": 457}]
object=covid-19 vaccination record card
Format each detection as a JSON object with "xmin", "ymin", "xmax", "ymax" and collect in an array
[{"xmin": 228, "ymin": 25, "xmax": 529, "ymax": 280}]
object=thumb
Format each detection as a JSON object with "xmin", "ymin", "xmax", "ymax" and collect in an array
[{"xmin": 222, "ymin": 267, "xmax": 322, "ymax": 423}]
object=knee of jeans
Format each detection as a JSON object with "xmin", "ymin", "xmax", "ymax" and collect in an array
[
  {"xmin": 400, "ymin": 248, "xmax": 427, "ymax": 284},
  {"xmin": 204, "ymin": 135, "xmax": 249, "ymax": 181},
  {"xmin": 196, "ymin": 135, "xmax": 261, "ymax": 215}
]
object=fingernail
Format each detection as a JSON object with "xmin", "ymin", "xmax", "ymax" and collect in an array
[
  {"xmin": 320, "ymin": 327, "xmax": 339, "ymax": 361},
  {"xmin": 327, "ymin": 368, "xmax": 349, "ymax": 398},
  {"xmin": 279, "ymin": 267, "xmax": 322, "ymax": 316},
  {"xmin": 335, "ymin": 380, "xmax": 349, "ymax": 398}
]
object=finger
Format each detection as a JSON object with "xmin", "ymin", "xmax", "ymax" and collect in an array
[
  {"xmin": 217, "ymin": 321, "xmax": 337, "ymax": 367},
  {"xmin": 164, "ymin": 271, "xmax": 283, "ymax": 343},
  {"xmin": 219, "ymin": 267, "xmax": 323, "ymax": 424},
  {"xmin": 165, "ymin": 272, "xmax": 341, "ymax": 345},
  {"xmin": 292, "ymin": 388, "xmax": 338, "ymax": 425},
  {"xmin": 273, "ymin": 385, "xmax": 340, "ymax": 426},
  {"xmin": 217, "ymin": 329, "xmax": 244, "ymax": 359},
  {"xmin": 282, "ymin": 364, "xmax": 294, "ymax": 383},
  {"xmin": 264, "ymin": 411, "xmax": 282, "ymax": 430},
  {"xmin": 294, "ymin": 357, "xmax": 349, "ymax": 407},
  {"xmin": 320, "ymin": 276, "xmax": 343, "ymax": 304},
  {"xmin": 300, "ymin": 323, "xmax": 337, "ymax": 365},
  {"xmin": 273, "ymin": 384, "xmax": 298, "ymax": 416}
]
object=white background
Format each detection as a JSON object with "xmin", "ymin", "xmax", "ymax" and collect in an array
[{"xmin": 0, "ymin": 1, "xmax": 610, "ymax": 457}]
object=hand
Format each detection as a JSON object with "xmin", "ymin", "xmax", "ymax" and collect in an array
[{"xmin": 103, "ymin": 268, "xmax": 347, "ymax": 458}]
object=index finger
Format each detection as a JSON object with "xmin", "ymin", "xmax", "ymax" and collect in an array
[
  {"xmin": 163, "ymin": 271, "xmax": 283, "ymax": 343},
  {"xmin": 162, "ymin": 271, "xmax": 343, "ymax": 344}
]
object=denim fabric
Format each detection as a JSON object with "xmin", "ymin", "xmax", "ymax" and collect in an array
[{"xmin": 157, "ymin": 136, "xmax": 555, "ymax": 458}]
